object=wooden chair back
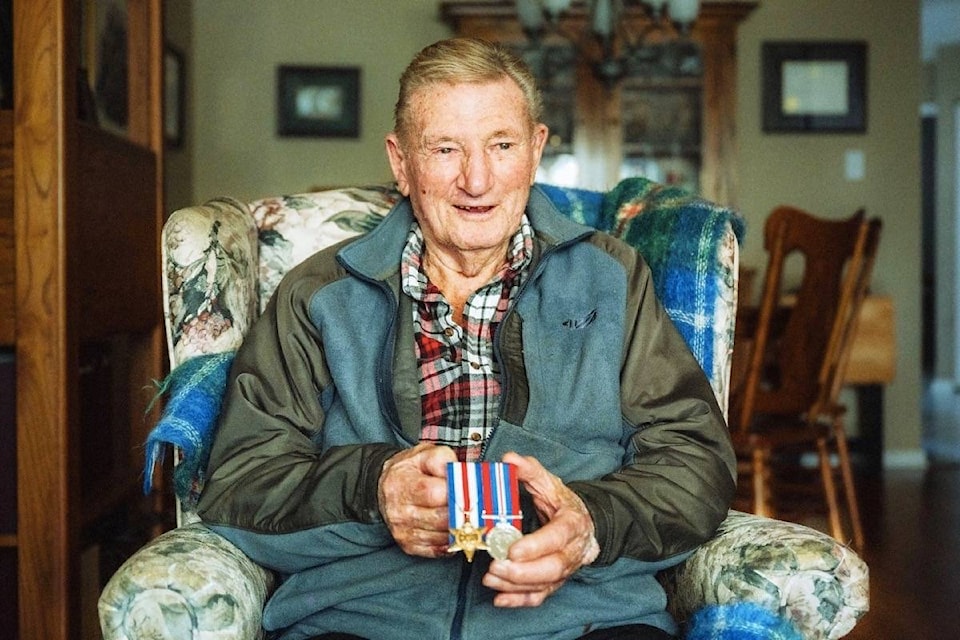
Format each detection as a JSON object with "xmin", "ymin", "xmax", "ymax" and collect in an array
[
  {"xmin": 734, "ymin": 206, "xmax": 881, "ymax": 433},
  {"xmin": 822, "ymin": 217, "xmax": 882, "ymax": 413}
]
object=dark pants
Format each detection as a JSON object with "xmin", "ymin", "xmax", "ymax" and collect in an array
[{"xmin": 313, "ymin": 625, "xmax": 675, "ymax": 639}]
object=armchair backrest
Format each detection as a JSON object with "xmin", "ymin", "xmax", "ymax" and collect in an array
[{"xmin": 155, "ymin": 178, "xmax": 742, "ymax": 519}]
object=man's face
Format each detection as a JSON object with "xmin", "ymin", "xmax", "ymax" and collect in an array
[{"xmin": 385, "ymin": 78, "xmax": 548, "ymax": 264}]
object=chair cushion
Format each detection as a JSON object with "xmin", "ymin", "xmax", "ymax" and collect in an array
[{"xmin": 163, "ymin": 197, "xmax": 259, "ymax": 364}]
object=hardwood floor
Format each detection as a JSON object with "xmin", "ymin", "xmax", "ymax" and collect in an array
[{"xmin": 844, "ymin": 463, "xmax": 960, "ymax": 639}]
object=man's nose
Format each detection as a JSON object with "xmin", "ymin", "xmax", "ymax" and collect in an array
[{"xmin": 458, "ymin": 151, "xmax": 493, "ymax": 195}]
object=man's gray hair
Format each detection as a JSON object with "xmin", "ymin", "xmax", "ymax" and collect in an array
[{"xmin": 393, "ymin": 37, "xmax": 543, "ymax": 143}]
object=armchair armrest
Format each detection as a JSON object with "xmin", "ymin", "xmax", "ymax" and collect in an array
[
  {"xmin": 162, "ymin": 197, "xmax": 259, "ymax": 366},
  {"xmin": 160, "ymin": 198, "xmax": 259, "ymax": 522},
  {"xmin": 660, "ymin": 511, "xmax": 868, "ymax": 640},
  {"xmin": 99, "ymin": 523, "xmax": 275, "ymax": 640}
]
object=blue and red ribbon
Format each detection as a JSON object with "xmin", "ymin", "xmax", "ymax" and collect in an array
[{"xmin": 447, "ymin": 461, "xmax": 522, "ymax": 545}]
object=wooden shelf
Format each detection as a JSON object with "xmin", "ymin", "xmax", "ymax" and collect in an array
[
  {"xmin": 621, "ymin": 76, "xmax": 704, "ymax": 91},
  {"xmin": 11, "ymin": 2, "xmax": 166, "ymax": 638},
  {"xmin": 1, "ymin": 109, "xmax": 12, "ymax": 346},
  {"xmin": 74, "ymin": 123, "xmax": 160, "ymax": 340}
]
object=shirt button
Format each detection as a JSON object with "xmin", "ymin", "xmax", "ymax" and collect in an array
[
  {"xmin": 470, "ymin": 432, "xmax": 482, "ymax": 442},
  {"xmin": 444, "ymin": 327, "xmax": 455, "ymax": 337},
  {"xmin": 470, "ymin": 361, "xmax": 481, "ymax": 370}
]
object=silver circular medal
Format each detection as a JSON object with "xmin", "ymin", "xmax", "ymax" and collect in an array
[{"xmin": 485, "ymin": 523, "xmax": 522, "ymax": 560}]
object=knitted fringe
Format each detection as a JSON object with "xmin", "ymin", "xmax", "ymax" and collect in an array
[
  {"xmin": 143, "ymin": 351, "xmax": 236, "ymax": 500},
  {"xmin": 685, "ymin": 603, "xmax": 804, "ymax": 640}
]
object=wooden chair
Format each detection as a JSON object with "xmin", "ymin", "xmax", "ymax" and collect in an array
[{"xmin": 731, "ymin": 205, "xmax": 881, "ymax": 551}]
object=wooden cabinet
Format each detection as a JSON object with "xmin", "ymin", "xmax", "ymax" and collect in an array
[
  {"xmin": 439, "ymin": 1, "xmax": 756, "ymax": 207},
  {"xmin": 5, "ymin": 1, "xmax": 166, "ymax": 637}
]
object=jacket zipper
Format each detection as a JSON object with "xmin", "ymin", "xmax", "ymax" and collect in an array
[
  {"xmin": 449, "ymin": 558, "xmax": 474, "ymax": 640},
  {"xmin": 481, "ymin": 236, "xmax": 576, "ymax": 461}
]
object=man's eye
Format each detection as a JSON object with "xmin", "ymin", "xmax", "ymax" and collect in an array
[
  {"xmin": 438, "ymin": 147, "xmax": 455, "ymax": 155},
  {"xmin": 496, "ymin": 142, "xmax": 514, "ymax": 151}
]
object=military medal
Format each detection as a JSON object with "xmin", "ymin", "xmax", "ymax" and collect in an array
[
  {"xmin": 485, "ymin": 522, "xmax": 523, "ymax": 560},
  {"xmin": 448, "ymin": 517, "xmax": 486, "ymax": 563},
  {"xmin": 447, "ymin": 461, "xmax": 523, "ymax": 562},
  {"xmin": 447, "ymin": 461, "xmax": 488, "ymax": 562},
  {"xmin": 479, "ymin": 460, "xmax": 523, "ymax": 560}
]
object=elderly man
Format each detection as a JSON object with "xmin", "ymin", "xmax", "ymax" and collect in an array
[{"xmin": 197, "ymin": 38, "xmax": 736, "ymax": 640}]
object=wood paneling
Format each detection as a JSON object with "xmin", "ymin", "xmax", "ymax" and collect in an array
[
  {"xmin": 12, "ymin": 1, "xmax": 165, "ymax": 637},
  {"xmin": 0, "ymin": 110, "xmax": 12, "ymax": 345},
  {"xmin": 15, "ymin": 2, "xmax": 75, "ymax": 637},
  {"xmin": 74, "ymin": 124, "xmax": 159, "ymax": 339}
]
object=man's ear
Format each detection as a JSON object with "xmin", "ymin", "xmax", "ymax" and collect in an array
[
  {"xmin": 385, "ymin": 133, "xmax": 410, "ymax": 196},
  {"xmin": 529, "ymin": 123, "xmax": 549, "ymax": 186}
]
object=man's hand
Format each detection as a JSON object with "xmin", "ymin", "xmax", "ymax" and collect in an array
[
  {"xmin": 482, "ymin": 451, "xmax": 600, "ymax": 607},
  {"xmin": 378, "ymin": 443, "xmax": 457, "ymax": 557}
]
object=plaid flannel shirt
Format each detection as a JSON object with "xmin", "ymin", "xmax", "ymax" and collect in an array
[{"xmin": 400, "ymin": 217, "xmax": 533, "ymax": 461}]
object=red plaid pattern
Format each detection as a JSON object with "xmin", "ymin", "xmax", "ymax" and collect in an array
[{"xmin": 401, "ymin": 218, "xmax": 533, "ymax": 461}]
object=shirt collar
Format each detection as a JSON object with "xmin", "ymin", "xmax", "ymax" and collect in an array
[{"xmin": 400, "ymin": 215, "xmax": 534, "ymax": 299}]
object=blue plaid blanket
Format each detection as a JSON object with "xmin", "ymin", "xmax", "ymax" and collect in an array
[
  {"xmin": 143, "ymin": 351, "xmax": 235, "ymax": 501},
  {"xmin": 686, "ymin": 603, "xmax": 803, "ymax": 640}
]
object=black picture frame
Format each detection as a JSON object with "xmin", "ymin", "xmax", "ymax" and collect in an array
[
  {"xmin": 164, "ymin": 44, "xmax": 185, "ymax": 148},
  {"xmin": 761, "ymin": 41, "xmax": 867, "ymax": 134},
  {"xmin": 277, "ymin": 65, "xmax": 360, "ymax": 138}
]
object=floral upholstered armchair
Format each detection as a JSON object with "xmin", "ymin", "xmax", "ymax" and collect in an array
[{"xmin": 99, "ymin": 179, "xmax": 868, "ymax": 640}]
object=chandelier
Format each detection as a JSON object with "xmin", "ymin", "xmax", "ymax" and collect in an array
[{"xmin": 515, "ymin": 0, "xmax": 701, "ymax": 87}]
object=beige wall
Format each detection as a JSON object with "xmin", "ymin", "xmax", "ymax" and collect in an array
[
  {"xmin": 190, "ymin": 0, "xmax": 448, "ymax": 203},
  {"xmin": 736, "ymin": 0, "xmax": 922, "ymax": 456},
  {"xmin": 181, "ymin": 0, "xmax": 925, "ymax": 458}
]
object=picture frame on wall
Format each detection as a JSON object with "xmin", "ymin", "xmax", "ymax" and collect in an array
[
  {"xmin": 277, "ymin": 65, "xmax": 361, "ymax": 138},
  {"xmin": 761, "ymin": 41, "xmax": 867, "ymax": 134},
  {"xmin": 164, "ymin": 44, "xmax": 185, "ymax": 148}
]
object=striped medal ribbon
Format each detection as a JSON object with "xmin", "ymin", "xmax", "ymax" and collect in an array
[{"xmin": 447, "ymin": 461, "xmax": 523, "ymax": 562}]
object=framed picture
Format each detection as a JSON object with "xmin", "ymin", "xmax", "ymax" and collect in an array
[
  {"xmin": 277, "ymin": 65, "xmax": 360, "ymax": 138},
  {"xmin": 164, "ymin": 44, "xmax": 185, "ymax": 148},
  {"xmin": 761, "ymin": 41, "xmax": 867, "ymax": 134}
]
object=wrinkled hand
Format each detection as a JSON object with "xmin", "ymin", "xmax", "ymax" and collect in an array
[
  {"xmin": 378, "ymin": 443, "xmax": 457, "ymax": 557},
  {"xmin": 482, "ymin": 451, "xmax": 600, "ymax": 607}
]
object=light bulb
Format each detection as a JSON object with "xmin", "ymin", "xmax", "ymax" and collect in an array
[
  {"xmin": 517, "ymin": 0, "xmax": 544, "ymax": 30},
  {"xmin": 668, "ymin": 0, "xmax": 699, "ymax": 25},
  {"xmin": 592, "ymin": 0, "xmax": 614, "ymax": 37},
  {"xmin": 543, "ymin": 0, "xmax": 573, "ymax": 18}
]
